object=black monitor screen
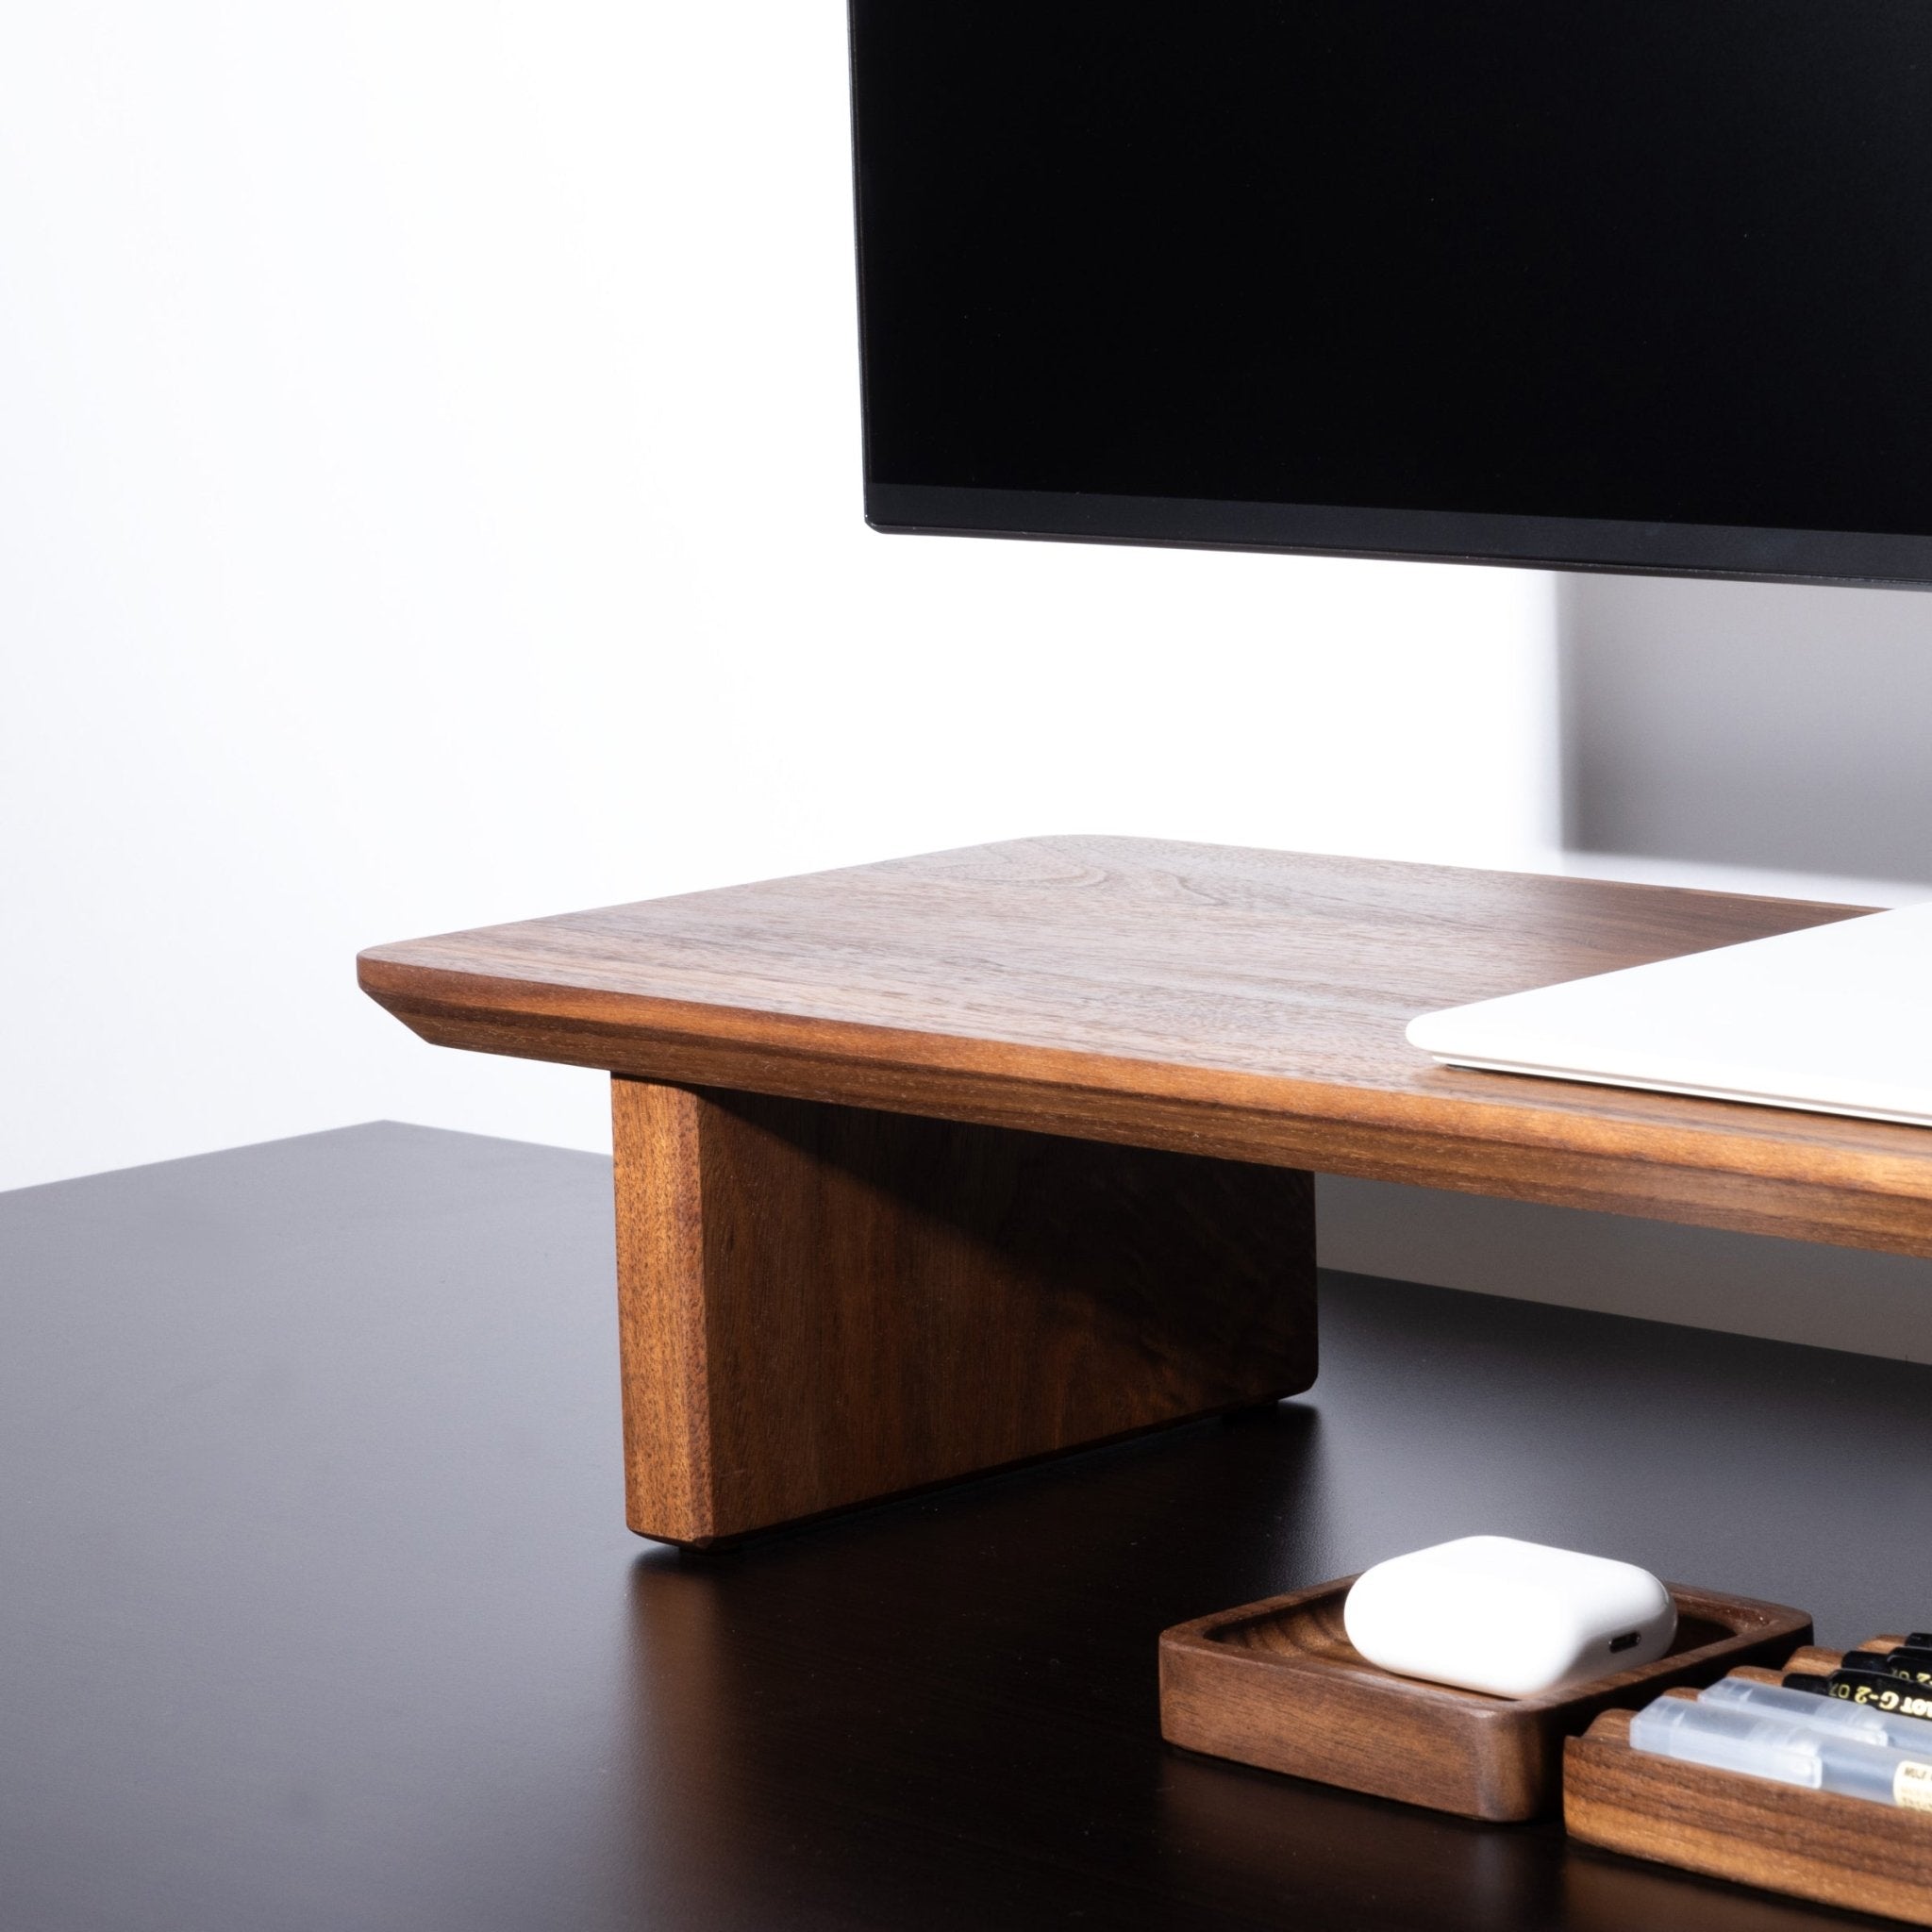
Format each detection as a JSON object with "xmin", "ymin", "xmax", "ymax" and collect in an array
[{"xmin": 850, "ymin": 0, "xmax": 1932, "ymax": 583}]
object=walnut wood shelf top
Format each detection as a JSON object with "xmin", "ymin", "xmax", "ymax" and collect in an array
[{"xmin": 358, "ymin": 835, "xmax": 1932, "ymax": 1256}]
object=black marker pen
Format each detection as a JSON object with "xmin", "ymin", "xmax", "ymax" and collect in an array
[
  {"xmin": 1842, "ymin": 1646, "xmax": 1932, "ymax": 1689},
  {"xmin": 1784, "ymin": 1667, "xmax": 1932, "ymax": 1722}
]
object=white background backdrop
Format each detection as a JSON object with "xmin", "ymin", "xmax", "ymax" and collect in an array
[
  {"xmin": 0, "ymin": 1, "xmax": 1558, "ymax": 1189},
  {"xmin": 5, "ymin": 4, "xmax": 1929, "ymax": 1354}
]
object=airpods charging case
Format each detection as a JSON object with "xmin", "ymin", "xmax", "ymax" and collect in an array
[{"xmin": 1342, "ymin": 1535, "xmax": 1678, "ymax": 1699}]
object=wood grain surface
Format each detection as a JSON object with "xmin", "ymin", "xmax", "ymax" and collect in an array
[
  {"xmin": 1566, "ymin": 1696, "xmax": 1932, "ymax": 1925},
  {"xmin": 1159, "ymin": 1578, "xmax": 1810, "ymax": 1822},
  {"xmin": 359, "ymin": 837, "xmax": 1932, "ymax": 1256},
  {"xmin": 610, "ymin": 1077, "xmax": 1317, "ymax": 1544},
  {"xmin": 1784, "ymin": 1644, "xmax": 1853, "ymax": 1677}
]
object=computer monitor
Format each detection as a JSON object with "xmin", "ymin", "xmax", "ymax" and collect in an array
[{"xmin": 849, "ymin": 0, "xmax": 1932, "ymax": 587}]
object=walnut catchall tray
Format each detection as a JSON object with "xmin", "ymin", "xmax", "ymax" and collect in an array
[{"xmin": 1159, "ymin": 1575, "xmax": 1811, "ymax": 1823}]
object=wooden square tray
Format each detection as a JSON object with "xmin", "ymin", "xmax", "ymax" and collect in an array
[
  {"xmin": 1566, "ymin": 1653, "xmax": 1932, "ymax": 1924},
  {"xmin": 1158, "ymin": 1575, "xmax": 1811, "ymax": 1822}
]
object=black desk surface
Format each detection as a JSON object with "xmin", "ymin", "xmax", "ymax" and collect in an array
[{"xmin": 0, "ymin": 1124, "xmax": 1917, "ymax": 1931}]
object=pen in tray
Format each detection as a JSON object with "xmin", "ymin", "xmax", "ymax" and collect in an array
[{"xmin": 1630, "ymin": 1694, "xmax": 1932, "ymax": 1811}]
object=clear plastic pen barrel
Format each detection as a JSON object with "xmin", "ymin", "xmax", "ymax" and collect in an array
[
  {"xmin": 1700, "ymin": 1675, "xmax": 1932, "ymax": 1752},
  {"xmin": 1632, "ymin": 1696, "xmax": 1932, "ymax": 1807}
]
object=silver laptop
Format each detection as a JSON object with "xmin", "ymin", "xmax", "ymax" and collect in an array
[{"xmin": 1407, "ymin": 902, "xmax": 1932, "ymax": 1128}]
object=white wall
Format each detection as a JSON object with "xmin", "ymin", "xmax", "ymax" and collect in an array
[{"xmin": 0, "ymin": 2, "xmax": 1560, "ymax": 1193}]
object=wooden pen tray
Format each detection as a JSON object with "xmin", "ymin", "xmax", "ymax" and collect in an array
[
  {"xmin": 1159, "ymin": 1576, "xmax": 1811, "ymax": 1822},
  {"xmin": 1567, "ymin": 1651, "xmax": 1932, "ymax": 1924}
]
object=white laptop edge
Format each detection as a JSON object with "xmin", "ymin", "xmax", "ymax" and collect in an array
[{"xmin": 1405, "ymin": 901, "xmax": 1932, "ymax": 1130}]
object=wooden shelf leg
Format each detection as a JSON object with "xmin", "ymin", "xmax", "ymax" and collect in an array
[{"xmin": 611, "ymin": 1077, "xmax": 1317, "ymax": 1545}]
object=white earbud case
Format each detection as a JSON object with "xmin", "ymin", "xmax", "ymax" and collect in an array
[{"xmin": 1341, "ymin": 1535, "xmax": 1677, "ymax": 1699}]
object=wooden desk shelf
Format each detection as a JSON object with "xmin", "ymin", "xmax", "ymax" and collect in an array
[{"xmin": 358, "ymin": 836, "xmax": 1932, "ymax": 1542}]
